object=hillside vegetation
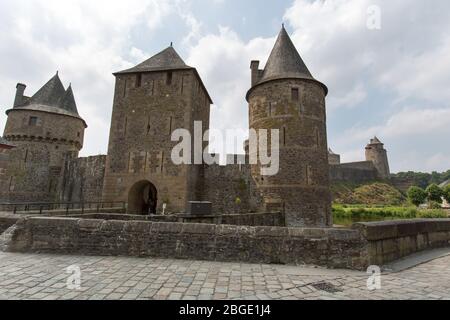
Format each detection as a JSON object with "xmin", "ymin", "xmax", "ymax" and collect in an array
[
  {"xmin": 391, "ymin": 170, "xmax": 450, "ymax": 189},
  {"xmin": 332, "ymin": 182, "xmax": 406, "ymax": 206}
]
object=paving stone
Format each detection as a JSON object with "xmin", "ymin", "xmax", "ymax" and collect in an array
[{"xmin": 1, "ymin": 252, "xmax": 449, "ymax": 300}]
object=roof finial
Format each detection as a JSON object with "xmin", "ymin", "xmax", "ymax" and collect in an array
[
  {"xmin": 56, "ymin": 70, "xmax": 59, "ymax": 76},
  {"xmin": 282, "ymin": 22, "xmax": 285, "ymax": 29},
  {"xmin": 170, "ymin": 42, "xmax": 173, "ymax": 47}
]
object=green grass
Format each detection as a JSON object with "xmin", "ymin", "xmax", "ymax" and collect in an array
[{"xmin": 333, "ymin": 204, "xmax": 448, "ymax": 220}]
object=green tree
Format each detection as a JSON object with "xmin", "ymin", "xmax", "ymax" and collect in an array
[
  {"xmin": 407, "ymin": 186, "xmax": 427, "ymax": 207},
  {"xmin": 426, "ymin": 184, "xmax": 443, "ymax": 204},
  {"xmin": 443, "ymin": 185, "xmax": 450, "ymax": 204}
]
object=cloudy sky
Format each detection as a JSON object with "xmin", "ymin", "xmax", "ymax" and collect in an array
[{"xmin": 0, "ymin": 0, "xmax": 449, "ymax": 173}]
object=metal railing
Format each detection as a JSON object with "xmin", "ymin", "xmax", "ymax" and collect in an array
[{"xmin": 0, "ymin": 201, "xmax": 126, "ymax": 215}]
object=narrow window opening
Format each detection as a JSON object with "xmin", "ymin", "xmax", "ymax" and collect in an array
[
  {"xmin": 124, "ymin": 117, "xmax": 128, "ymax": 136},
  {"xmin": 268, "ymin": 102, "xmax": 272, "ymax": 116},
  {"xmin": 146, "ymin": 116, "xmax": 151, "ymax": 135},
  {"xmin": 128, "ymin": 152, "xmax": 132, "ymax": 173},
  {"xmin": 123, "ymin": 79, "xmax": 128, "ymax": 97},
  {"xmin": 283, "ymin": 127, "xmax": 287, "ymax": 146},
  {"xmin": 316, "ymin": 128, "xmax": 320, "ymax": 147},
  {"xmin": 168, "ymin": 116, "xmax": 173, "ymax": 135},
  {"xmin": 291, "ymin": 88, "xmax": 299, "ymax": 101},
  {"xmin": 24, "ymin": 149, "xmax": 28, "ymax": 163},
  {"xmin": 135, "ymin": 74, "xmax": 142, "ymax": 88},
  {"xmin": 144, "ymin": 152, "xmax": 148, "ymax": 173},
  {"xmin": 166, "ymin": 72, "xmax": 173, "ymax": 85},
  {"xmin": 8, "ymin": 176, "xmax": 13, "ymax": 191},
  {"xmin": 29, "ymin": 117, "xmax": 38, "ymax": 126},
  {"xmin": 161, "ymin": 151, "xmax": 165, "ymax": 173}
]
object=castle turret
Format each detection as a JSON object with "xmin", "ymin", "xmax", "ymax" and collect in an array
[
  {"xmin": 365, "ymin": 136, "xmax": 390, "ymax": 179},
  {"xmin": 1, "ymin": 73, "xmax": 87, "ymax": 202},
  {"xmin": 246, "ymin": 26, "xmax": 332, "ymax": 227}
]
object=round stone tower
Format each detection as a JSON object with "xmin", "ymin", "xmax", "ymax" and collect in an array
[
  {"xmin": 246, "ymin": 26, "xmax": 332, "ymax": 227},
  {"xmin": 1, "ymin": 73, "xmax": 86, "ymax": 202},
  {"xmin": 365, "ymin": 137, "xmax": 390, "ymax": 180}
]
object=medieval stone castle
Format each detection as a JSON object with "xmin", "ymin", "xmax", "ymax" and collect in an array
[{"xmin": 0, "ymin": 27, "xmax": 390, "ymax": 227}]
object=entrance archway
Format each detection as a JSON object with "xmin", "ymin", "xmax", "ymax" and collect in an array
[{"xmin": 128, "ymin": 180, "xmax": 158, "ymax": 215}]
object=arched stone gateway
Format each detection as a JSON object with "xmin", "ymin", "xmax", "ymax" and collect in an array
[{"xmin": 128, "ymin": 180, "xmax": 158, "ymax": 215}]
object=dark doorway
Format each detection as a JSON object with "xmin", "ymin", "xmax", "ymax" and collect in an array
[{"xmin": 128, "ymin": 180, "xmax": 158, "ymax": 215}]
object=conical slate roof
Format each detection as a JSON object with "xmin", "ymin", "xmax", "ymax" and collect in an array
[
  {"xmin": 116, "ymin": 46, "xmax": 192, "ymax": 74},
  {"xmin": 247, "ymin": 26, "xmax": 327, "ymax": 99},
  {"xmin": 260, "ymin": 26, "xmax": 314, "ymax": 83},
  {"xmin": 29, "ymin": 73, "xmax": 66, "ymax": 107},
  {"xmin": 7, "ymin": 73, "xmax": 84, "ymax": 124},
  {"xmin": 370, "ymin": 137, "xmax": 382, "ymax": 144},
  {"xmin": 57, "ymin": 85, "xmax": 78, "ymax": 115}
]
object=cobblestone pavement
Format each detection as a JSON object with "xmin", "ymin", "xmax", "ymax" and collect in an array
[{"xmin": 0, "ymin": 252, "xmax": 449, "ymax": 300}]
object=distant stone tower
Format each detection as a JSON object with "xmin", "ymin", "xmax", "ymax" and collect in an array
[
  {"xmin": 328, "ymin": 148, "xmax": 341, "ymax": 165},
  {"xmin": 246, "ymin": 26, "xmax": 332, "ymax": 227},
  {"xmin": 365, "ymin": 137, "xmax": 390, "ymax": 179},
  {"xmin": 102, "ymin": 46, "xmax": 212, "ymax": 214},
  {"xmin": 0, "ymin": 73, "xmax": 86, "ymax": 202}
]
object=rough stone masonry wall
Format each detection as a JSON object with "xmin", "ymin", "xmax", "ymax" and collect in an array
[
  {"xmin": 354, "ymin": 219, "xmax": 450, "ymax": 266},
  {"xmin": 66, "ymin": 212, "xmax": 285, "ymax": 227},
  {"xmin": 58, "ymin": 155, "xmax": 106, "ymax": 203},
  {"xmin": 1, "ymin": 217, "xmax": 369, "ymax": 270},
  {"xmin": 248, "ymin": 79, "xmax": 332, "ymax": 227},
  {"xmin": 102, "ymin": 69, "xmax": 211, "ymax": 214},
  {"xmin": 202, "ymin": 162, "xmax": 264, "ymax": 215},
  {"xmin": 329, "ymin": 161, "xmax": 379, "ymax": 184},
  {"xmin": 0, "ymin": 214, "xmax": 19, "ymax": 234},
  {"xmin": 1, "ymin": 109, "xmax": 85, "ymax": 203}
]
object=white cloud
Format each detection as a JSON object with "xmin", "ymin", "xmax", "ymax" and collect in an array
[{"xmin": 186, "ymin": 27, "xmax": 274, "ymax": 154}]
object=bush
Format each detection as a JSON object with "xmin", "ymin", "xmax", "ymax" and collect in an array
[
  {"xmin": 407, "ymin": 186, "xmax": 427, "ymax": 207},
  {"xmin": 426, "ymin": 184, "xmax": 443, "ymax": 204},
  {"xmin": 428, "ymin": 201, "xmax": 442, "ymax": 209},
  {"xmin": 443, "ymin": 185, "xmax": 450, "ymax": 204}
]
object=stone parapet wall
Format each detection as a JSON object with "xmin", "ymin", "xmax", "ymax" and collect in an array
[
  {"xmin": 0, "ymin": 214, "xmax": 20, "ymax": 234},
  {"xmin": 1, "ymin": 217, "xmax": 368, "ymax": 270},
  {"xmin": 354, "ymin": 219, "xmax": 450, "ymax": 266},
  {"xmin": 2, "ymin": 217, "xmax": 450, "ymax": 270}
]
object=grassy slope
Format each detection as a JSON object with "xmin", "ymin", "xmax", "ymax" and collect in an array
[{"xmin": 332, "ymin": 181, "xmax": 406, "ymax": 206}]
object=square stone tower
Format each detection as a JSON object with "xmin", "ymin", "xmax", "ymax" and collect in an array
[{"xmin": 102, "ymin": 46, "xmax": 212, "ymax": 214}]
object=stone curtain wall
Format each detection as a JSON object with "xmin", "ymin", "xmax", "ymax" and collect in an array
[
  {"xmin": 59, "ymin": 155, "xmax": 106, "ymax": 203},
  {"xmin": 202, "ymin": 163, "xmax": 263, "ymax": 215},
  {"xmin": 354, "ymin": 219, "xmax": 450, "ymax": 266},
  {"xmin": 329, "ymin": 161, "xmax": 379, "ymax": 183}
]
